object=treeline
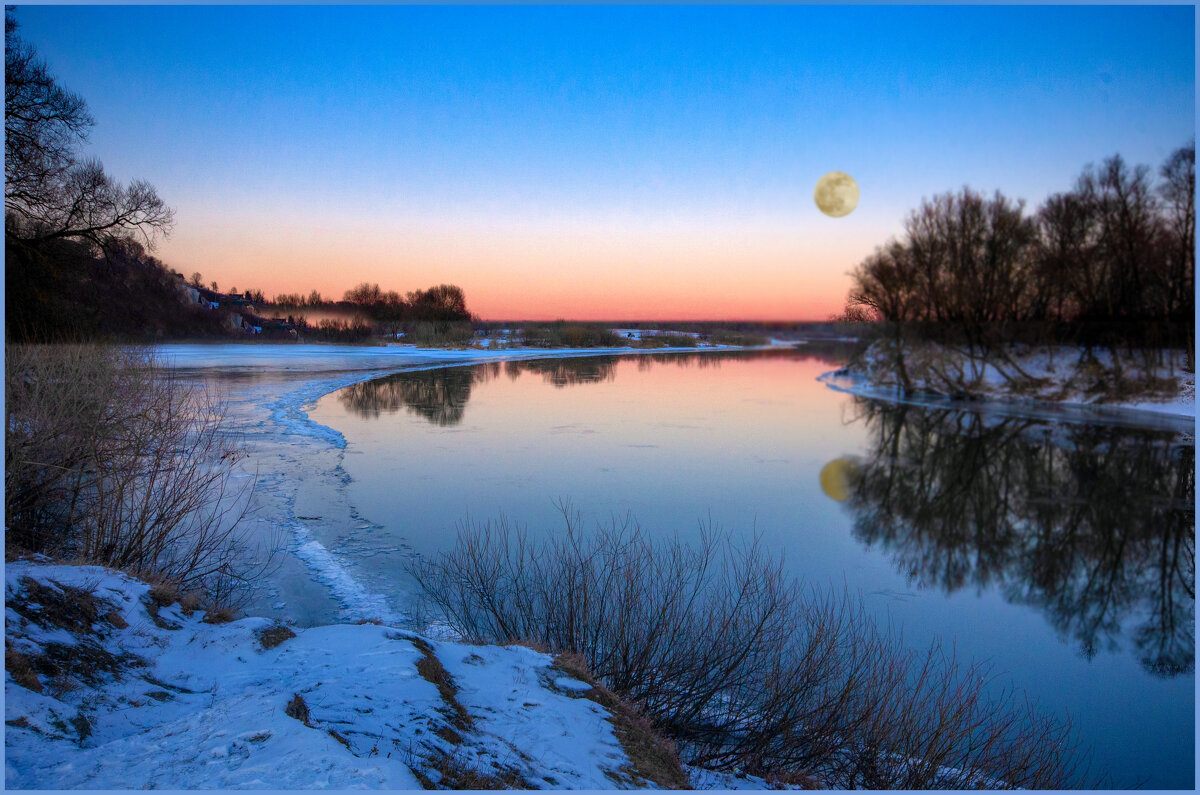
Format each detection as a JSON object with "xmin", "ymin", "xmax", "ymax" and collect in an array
[
  {"xmin": 265, "ymin": 282, "xmax": 472, "ymax": 343},
  {"xmin": 275, "ymin": 282, "xmax": 470, "ymax": 324},
  {"xmin": 843, "ymin": 144, "xmax": 1195, "ymax": 386}
]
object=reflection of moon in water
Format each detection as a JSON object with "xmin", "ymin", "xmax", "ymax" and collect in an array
[
  {"xmin": 814, "ymin": 171, "xmax": 860, "ymax": 217},
  {"xmin": 819, "ymin": 457, "xmax": 860, "ymax": 502}
]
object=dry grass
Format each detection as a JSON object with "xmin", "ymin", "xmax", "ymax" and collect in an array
[
  {"xmin": 5, "ymin": 576, "xmax": 143, "ymax": 696},
  {"xmin": 403, "ymin": 321, "xmax": 476, "ymax": 347},
  {"xmin": 410, "ymin": 637, "xmax": 474, "ymax": 732},
  {"xmin": 29, "ymin": 641, "xmax": 132, "ymax": 689},
  {"xmin": 8, "ymin": 576, "xmax": 102, "ymax": 634},
  {"xmin": 632, "ymin": 333, "xmax": 699, "ymax": 349},
  {"xmin": 710, "ymin": 330, "xmax": 770, "ymax": 347},
  {"xmin": 201, "ymin": 607, "xmax": 235, "ymax": 624},
  {"xmin": 5, "ymin": 647, "xmax": 44, "ymax": 693},
  {"xmin": 257, "ymin": 623, "xmax": 296, "ymax": 650},
  {"xmin": 147, "ymin": 584, "xmax": 205, "ymax": 616},
  {"xmin": 413, "ymin": 750, "xmax": 532, "ymax": 790},
  {"xmin": 284, "ymin": 693, "xmax": 311, "ymax": 725},
  {"xmin": 519, "ymin": 323, "xmax": 624, "ymax": 348}
]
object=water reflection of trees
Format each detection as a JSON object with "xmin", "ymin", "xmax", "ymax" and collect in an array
[
  {"xmin": 505, "ymin": 357, "xmax": 619, "ymax": 387},
  {"xmin": 338, "ymin": 347, "xmax": 859, "ymax": 425},
  {"xmin": 336, "ymin": 357, "xmax": 627, "ymax": 424},
  {"xmin": 847, "ymin": 400, "xmax": 1195, "ymax": 676},
  {"xmin": 338, "ymin": 364, "xmax": 493, "ymax": 425}
]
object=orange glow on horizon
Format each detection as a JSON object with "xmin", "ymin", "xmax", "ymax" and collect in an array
[{"xmin": 160, "ymin": 208, "xmax": 877, "ymax": 322}]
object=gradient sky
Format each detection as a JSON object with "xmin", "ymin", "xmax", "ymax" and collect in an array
[{"xmin": 12, "ymin": 5, "xmax": 1196, "ymax": 320}]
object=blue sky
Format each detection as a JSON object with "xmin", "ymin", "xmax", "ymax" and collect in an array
[{"xmin": 11, "ymin": 5, "xmax": 1196, "ymax": 319}]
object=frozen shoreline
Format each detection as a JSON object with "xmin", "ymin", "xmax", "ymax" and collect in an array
[
  {"xmin": 818, "ymin": 340, "xmax": 1195, "ymax": 432},
  {"xmin": 818, "ymin": 368, "xmax": 1195, "ymax": 432},
  {"xmin": 162, "ymin": 342, "xmax": 779, "ymax": 628}
]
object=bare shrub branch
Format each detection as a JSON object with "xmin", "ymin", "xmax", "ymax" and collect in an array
[
  {"xmin": 408, "ymin": 506, "xmax": 1086, "ymax": 788},
  {"xmin": 5, "ymin": 343, "xmax": 270, "ymax": 605}
]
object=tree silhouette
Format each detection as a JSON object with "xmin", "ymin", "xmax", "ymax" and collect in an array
[
  {"xmin": 344, "ymin": 282, "xmax": 383, "ymax": 305},
  {"xmin": 4, "ymin": 10, "xmax": 173, "ymax": 251},
  {"xmin": 843, "ymin": 144, "xmax": 1195, "ymax": 378}
]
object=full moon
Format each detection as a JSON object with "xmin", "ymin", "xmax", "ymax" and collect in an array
[{"xmin": 813, "ymin": 171, "xmax": 859, "ymax": 217}]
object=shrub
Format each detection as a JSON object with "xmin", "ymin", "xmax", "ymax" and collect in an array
[
  {"xmin": 4, "ymin": 344, "xmax": 263, "ymax": 604},
  {"xmin": 519, "ymin": 323, "xmax": 624, "ymax": 348},
  {"xmin": 634, "ymin": 333, "xmax": 698, "ymax": 349},
  {"xmin": 710, "ymin": 330, "xmax": 770, "ymax": 347},
  {"xmin": 311, "ymin": 317, "xmax": 376, "ymax": 343},
  {"xmin": 408, "ymin": 507, "xmax": 1085, "ymax": 789},
  {"xmin": 403, "ymin": 321, "xmax": 475, "ymax": 347}
]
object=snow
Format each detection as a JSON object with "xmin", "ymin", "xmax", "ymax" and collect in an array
[
  {"xmin": 686, "ymin": 766, "xmax": 774, "ymax": 790},
  {"xmin": 3, "ymin": 561, "xmax": 662, "ymax": 789},
  {"xmin": 553, "ymin": 677, "xmax": 595, "ymax": 693}
]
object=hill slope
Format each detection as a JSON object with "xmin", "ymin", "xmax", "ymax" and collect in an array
[{"xmin": 4, "ymin": 560, "xmax": 693, "ymax": 789}]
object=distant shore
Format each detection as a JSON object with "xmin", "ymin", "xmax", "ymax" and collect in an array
[{"xmin": 820, "ymin": 340, "xmax": 1194, "ymax": 429}]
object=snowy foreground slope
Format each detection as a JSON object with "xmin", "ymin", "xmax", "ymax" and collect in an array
[{"xmin": 4, "ymin": 560, "xmax": 706, "ymax": 790}]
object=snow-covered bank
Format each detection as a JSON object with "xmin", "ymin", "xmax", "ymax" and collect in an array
[
  {"xmin": 821, "ymin": 340, "xmax": 1194, "ymax": 430},
  {"xmin": 3, "ymin": 560, "xmax": 695, "ymax": 789}
]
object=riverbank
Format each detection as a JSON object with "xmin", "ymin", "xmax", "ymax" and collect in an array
[
  {"xmin": 7, "ymin": 341, "xmax": 793, "ymax": 789},
  {"xmin": 7, "ymin": 340, "xmax": 1179, "ymax": 788},
  {"xmin": 820, "ymin": 339, "xmax": 1194, "ymax": 430}
]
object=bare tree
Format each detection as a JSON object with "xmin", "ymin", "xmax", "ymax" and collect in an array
[
  {"xmin": 16, "ymin": 158, "xmax": 174, "ymax": 249},
  {"xmin": 1157, "ymin": 141, "xmax": 1195, "ymax": 323},
  {"xmin": 4, "ymin": 10, "xmax": 173, "ymax": 250},
  {"xmin": 4, "ymin": 11, "xmax": 92, "ymax": 219},
  {"xmin": 1034, "ymin": 191, "xmax": 1098, "ymax": 322},
  {"xmin": 1075, "ymin": 154, "xmax": 1162, "ymax": 322},
  {"xmin": 409, "ymin": 284, "xmax": 469, "ymax": 320},
  {"xmin": 842, "ymin": 144, "xmax": 1194, "ymax": 382},
  {"xmin": 344, "ymin": 282, "xmax": 383, "ymax": 305},
  {"xmin": 848, "ymin": 240, "xmax": 919, "ymax": 391},
  {"xmin": 902, "ymin": 189, "xmax": 1036, "ymax": 339}
]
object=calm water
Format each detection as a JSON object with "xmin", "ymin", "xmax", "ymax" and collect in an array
[{"xmin": 309, "ymin": 347, "xmax": 1195, "ymax": 789}]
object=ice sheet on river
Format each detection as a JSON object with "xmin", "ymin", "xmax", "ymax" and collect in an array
[{"xmin": 158, "ymin": 343, "xmax": 733, "ymax": 627}]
